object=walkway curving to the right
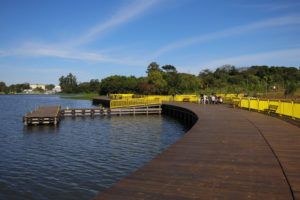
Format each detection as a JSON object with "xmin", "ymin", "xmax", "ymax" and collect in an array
[
  {"xmin": 237, "ymin": 108, "xmax": 300, "ymax": 199},
  {"xmin": 94, "ymin": 103, "xmax": 300, "ymax": 199}
]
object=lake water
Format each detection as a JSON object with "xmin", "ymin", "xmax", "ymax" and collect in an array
[{"xmin": 0, "ymin": 95, "xmax": 186, "ymax": 200}]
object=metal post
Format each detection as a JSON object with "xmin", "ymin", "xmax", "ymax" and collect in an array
[
  {"xmin": 248, "ymin": 98, "xmax": 250, "ymax": 111},
  {"xmin": 292, "ymin": 101, "xmax": 295, "ymax": 120},
  {"xmin": 279, "ymin": 100, "xmax": 282, "ymax": 116}
]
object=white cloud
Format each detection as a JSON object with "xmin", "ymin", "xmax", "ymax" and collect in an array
[
  {"xmin": 203, "ymin": 48, "xmax": 300, "ymax": 68},
  {"xmin": 152, "ymin": 14, "xmax": 300, "ymax": 57},
  {"xmin": 9, "ymin": 43, "xmax": 147, "ymax": 66},
  {"xmin": 0, "ymin": 1, "xmax": 160, "ymax": 66},
  {"xmin": 171, "ymin": 48, "xmax": 300, "ymax": 75},
  {"xmin": 239, "ymin": 2, "xmax": 300, "ymax": 11},
  {"xmin": 69, "ymin": 0, "xmax": 160, "ymax": 46},
  {"xmin": 0, "ymin": 50, "xmax": 9, "ymax": 58}
]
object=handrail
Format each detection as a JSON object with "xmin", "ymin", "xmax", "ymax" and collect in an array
[
  {"xmin": 230, "ymin": 97, "xmax": 300, "ymax": 120},
  {"xmin": 110, "ymin": 99, "xmax": 162, "ymax": 108},
  {"xmin": 107, "ymin": 94, "xmax": 299, "ymax": 120}
]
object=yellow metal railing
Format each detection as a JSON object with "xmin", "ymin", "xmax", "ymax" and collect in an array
[
  {"xmin": 174, "ymin": 95, "xmax": 199, "ymax": 102},
  {"xmin": 109, "ymin": 94, "xmax": 204, "ymax": 107},
  {"xmin": 108, "ymin": 93, "xmax": 299, "ymax": 119},
  {"xmin": 231, "ymin": 97, "xmax": 300, "ymax": 119},
  {"xmin": 144, "ymin": 95, "xmax": 201, "ymax": 102},
  {"xmin": 144, "ymin": 95, "xmax": 173, "ymax": 101},
  {"xmin": 216, "ymin": 93, "xmax": 245, "ymax": 98},
  {"xmin": 109, "ymin": 94, "xmax": 134, "ymax": 99},
  {"xmin": 110, "ymin": 98, "xmax": 162, "ymax": 108}
]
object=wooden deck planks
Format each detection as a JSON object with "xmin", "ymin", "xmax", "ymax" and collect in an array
[
  {"xmin": 26, "ymin": 106, "xmax": 60, "ymax": 117},
  {"xmin": 24, "ymin": 106, "xmax": 61, "ymax": 125},
  {"xmin": 93, "ymin": 103, "xmax": 298, "ymax": 200},
  {"xmin": 24, "ymin": 105, "xmax": 162, "ymax": 126},
  {"xmin": 237, "ymin": 109, "xmax": 300, "ymax": 199}
]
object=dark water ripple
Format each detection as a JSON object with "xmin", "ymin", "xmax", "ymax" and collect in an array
[{"xmin": 0, "ymin": 95, "xmax": 186, "ymax": 200}]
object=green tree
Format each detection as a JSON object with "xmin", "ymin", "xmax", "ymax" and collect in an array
[
  {"xmin": 147, "ymin": 71, "xmax": 167, "ymax": 94},
  {"xmin": 78, "ymin": 82, "xmax": 90, "ymax": 93},
  {"xmin": 146, "ymin": 62, "xmax": 161, "ymax": 74},
  {"xmin": 7, "ymin": 83, "xmax": 30, "ymax": 93},
  {"xmin": 177, "ymin": 73, "xmax": 203, "ymax": 93},
  {"xmin": 45, "ymin": 84, "xmax": 55, "ymax": 91},
  {"xmin": 0, "ymin": 82, "xmax": 7, "ymax": 93},
  {"xmin": 138, "ymin": 77, "xmax": 157, "ymax": 94},
  {"xmin": 33, "ymin": 87, "xmax": 45, "ymax": 93},
  {"xmin": 59, "ymin": 73, "xmax": 78, "ymax": 93},
  {"xmin": 199, "ymin": 69, "xmax": 215, "ymax": 89},
  {"xmin": 89, "ymin": 79, "xmax": 100, "ymax": 93},
  {"xmin": 284, "ymin": 81, "xmax": 298, "ymax": 97},
  {"xmin": 162, "ymin": 71, "xmax": 179, "ymax": 94},
  {"xmin": 99, "ymin": 75, "xmax": 139, "ymax": 95},
  {"xmin": 162, "ymin": 65, "xmax": 177, "ymax": 73}
]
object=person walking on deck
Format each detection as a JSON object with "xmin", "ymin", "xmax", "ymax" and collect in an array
[{"xmin": 211, "ymin": 95, "xmax": 216, "ymax": 104}]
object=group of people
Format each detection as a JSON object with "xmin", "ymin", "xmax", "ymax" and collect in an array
[{"xmin": 199, "ymin": 94, "xmax": 223, "ymax": 104}]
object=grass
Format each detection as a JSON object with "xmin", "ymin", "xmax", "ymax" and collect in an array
[{"xmin": 59, "ymin": 93, "xmax": 100, "ymax": 101}]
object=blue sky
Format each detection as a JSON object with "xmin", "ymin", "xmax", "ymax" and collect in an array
[{"xmin": 0, "ymin": 0, "xmax": 300, "ymax": 85}]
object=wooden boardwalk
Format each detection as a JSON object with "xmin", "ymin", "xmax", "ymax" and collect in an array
[
  {"xmin": 94, "ymin": 102, "xmax": 300, "ymax": 200},
  {"xmin": 92, "ymin": 97, "xmax": 111, "ymax": 107},
  {"xmin": 60, "ymin": 105, "xmax": 162, "ymax": 116},
  {"xmin": 23, "ymin": 105, "xmax": 162, "ymax": 125},
  {"xmin": 23, "ymin": 106, "xmax": 61, "ymax": 125}
]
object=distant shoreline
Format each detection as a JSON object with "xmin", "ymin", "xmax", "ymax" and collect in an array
[{"xmin": 0, "ymin": 93, "xmax": 98, "ymax": 101}]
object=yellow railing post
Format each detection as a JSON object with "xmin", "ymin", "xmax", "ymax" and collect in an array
[
  {"xmin": 239, "ymin": 97, "xmax": 241, "ymax": 108},
  {"xmin": 279, "ymin": 100, "xmax": 282, "ymax": 116},
  {"xmin": 257, "ymin": 99, "xmax": 260, "ymax": 112},
  {"xmin": 292, "ymin": 101, "xmax": 295, "ymax": 120},
  {"xmin": 248, "ymin": 98, "xmax": 250, "ymax": 111}
]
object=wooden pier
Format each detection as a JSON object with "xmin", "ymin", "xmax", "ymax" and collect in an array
[
  {"xmin": 23, "ymin": 105, "xmax": 161, "ymax": 126},
  {"xmin": 92, "ymin": 97, "xmax": 111, "ymax": 107},
  {"xmin": 22, "ymin": 103, "xmax": 300, "ymax": 199},
  {"xmin": 94, "ymin": 103, "xmax": 300, "ymax": 200},
  {"xmin": 23, "ymin": 106, "xmax": 61, "ymax": 126}
]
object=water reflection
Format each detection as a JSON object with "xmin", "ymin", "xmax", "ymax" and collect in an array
[
  {"xmin": 23, "ymin": 124, "xmax": 59, "ymax": 133},
  {"xmin": 0, "ymin": 95, "xmax": 186, "ymax": 200}
]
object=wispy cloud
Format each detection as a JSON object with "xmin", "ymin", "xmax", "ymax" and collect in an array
[
  {"xmin": 152, "ymin": 14, "xmax": 300, "ymax": 57},
  {"xmin": 203, "ymin": 48, "xmax": 300, "ymax": 68},
  {"xmin": 8, "ymin": 42, "xmax": 147, "ymax": 66},
  {"xmin": 69, "ymin": 0, "xmax": 160, "ymax": 46},
  {"xmin": 0, "ymin": 0, "xmax": 161, "ymax": 66},
  {"xmin": 0, "ymin": 50, "xmax": 9, "ymax": 58},
  {"xmin": 173, "ymin": 48, "xmax": 300, "ymax": 75},
  {"xmin": 238, "ymin": 2, "xmax": 300, "ymax": 11}
]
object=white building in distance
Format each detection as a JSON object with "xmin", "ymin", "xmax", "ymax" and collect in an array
[
  {"xmin": 30, "ymin": 84, "xmax": 46, "ymax": 90},
  {"xmin": 53, "ymin": 86, "xmax": 61, "ymax": 93}
]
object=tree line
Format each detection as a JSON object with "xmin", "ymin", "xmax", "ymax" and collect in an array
[
  {"xmin": 58, "ymin": 62, "xmax": 300, "ymax": 96},
  {"xmin": 0, "ymin": 82, "xmax": 55, "ymax": 94},
  {"xmin": 1, "ymin": 62, "xmax": 299, "ymax": 96},
  {"xmin": 199, "ymin": 65, "xmax": 300, "ymax": 96}
]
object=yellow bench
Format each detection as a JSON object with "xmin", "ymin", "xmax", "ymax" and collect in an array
[
  {"xmin": 265, "ymin": 105, "xmax": 278, "ymax": 115},
  {"xmin": 232, "ymin": 101, "xmax": 240, "ymax": 108},
  {"xmin": 183, "ymin": 98, "xmax": 190, "ymax": 102}
]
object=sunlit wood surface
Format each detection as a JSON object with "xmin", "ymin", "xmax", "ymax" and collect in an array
[{"xmin": 94, "ymin": 103, "xmax": 300, "ymax": 200}]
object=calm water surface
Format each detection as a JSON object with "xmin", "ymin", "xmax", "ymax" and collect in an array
[{"xmin": 0, "ymin": 95, "xmax": 186, "ymax": 200}]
